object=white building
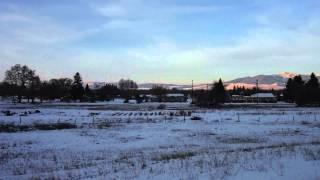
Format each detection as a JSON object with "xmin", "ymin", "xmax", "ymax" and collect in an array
[
  {"xmin": 250, "ymin": 93, "xmax": 277, "ymax": 103},
  {"xmin": 231, "ymin": 93, "xmax": 277, "ymax": 103}
]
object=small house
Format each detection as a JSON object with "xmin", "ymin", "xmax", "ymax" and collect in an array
[
  {"xmin": 250, "ymin": 93, "xmax": 277, "ymax": 103},
  {"xmin": 163, "ymin": 93, "xmax": 187, "ymax": 102}
]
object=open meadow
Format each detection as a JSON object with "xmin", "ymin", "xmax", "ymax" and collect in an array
[{"xmin": 1, "ymin": 102, "xmax": 320, "ymax": 179}]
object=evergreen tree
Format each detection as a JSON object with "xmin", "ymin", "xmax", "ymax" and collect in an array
[
  {"xmin": 232, "ymin": 86, "xmax": 237, "ymax": 95},
  {"xmin": 70, "ymin": 72, "xmax": 84, "ymax": 101},
  {"xmin": 306, "ymin": 73, "xmax": 319, "ymax": 88},
  {"xmin": 85, "ymin": 84, "xmax": 91, "ymax": 96},
  {"xmin": 215, "ymin": 79, "xmax": 227, "ymax": 104},
  {"xmin": 292, "ymin": 75, "xmax": 305, "ymax": 106},
  {"xmin": 305, "ymin": 73, "xmax": 319, "ymax": 103},
  {"xmin": 285, "ymin": 78, "xmax": 294, "ymax": 102},
  {"xmin": 84, "ymin": 84, "xmax": 95, "ymax": 102},
  {"xmin": 209, "ymin": 79, "xmax": 226, "ymax": 105}
]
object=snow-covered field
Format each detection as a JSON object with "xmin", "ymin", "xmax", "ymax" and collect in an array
[{"xmin": 1, "ymin": 102, "xmax": 320, "ymax": 179}]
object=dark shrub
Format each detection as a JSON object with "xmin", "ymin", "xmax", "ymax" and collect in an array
[
  {"xmin": 1, "ymin": 111, "xmax": 15, "ymax": 116},
  {"xmin": 0, "ymin": 123, "xmax": 30, "ymax": 132},
  {"xmin": 34, "ymin": 123, "xmax": 76, "ymax": 130},
  {"xmin": 191, "ymin": 116, "xmax": 202, "ymax": 121},
  {"xmin": 157, "ymin": 104, "xmax": 166, "ymax": 110}
]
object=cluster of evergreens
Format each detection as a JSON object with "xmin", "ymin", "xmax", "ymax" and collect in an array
[
  {"xmin": 193, "ymin": 79, "xmax": 227, "ymax": 106},
  {"xmin": 284, "ymin": 73, "xmax": 320, "ymax": 106}
]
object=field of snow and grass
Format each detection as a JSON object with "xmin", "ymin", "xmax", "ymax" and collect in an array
[{"xmin": 1, "ymin": 102, "xmax": 320, "ymax": 179}]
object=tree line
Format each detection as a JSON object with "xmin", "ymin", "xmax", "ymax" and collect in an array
[
  {"xmin": 0, "ymin": 64, "xmax": 137, "ymax": 103},
  {"xmin": 0, "ymin": 64, "xmax": 230, "ymax": 105},
  {"xmin": 284, "ymin": 73, "xmax": 320, "ymax": 106},
  {"xmin": 193, "ymin": 79, "xmax": 227, "ymax": 106},
  {"xmin": 5, "ymin": 64, "xmax": 319, "ymax": 106}
]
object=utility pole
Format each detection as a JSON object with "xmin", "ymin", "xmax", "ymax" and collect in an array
[
  {"xmin": 256, "ymin": 79, "xmax": 259, "ymax": 104},
  {"xmin": 191, "ymin": 80, "xmax": 194, "ymax": 104}
]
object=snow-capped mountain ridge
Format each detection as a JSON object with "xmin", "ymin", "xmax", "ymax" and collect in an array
[
  {"xmin": 280, "ymin": 72, "xmax": 298, "ymax": 79},
  {"xmin": 226, "ymin": 72, "xmax": 318, "ymax": 90},
  {"xmin": 86, "ymin": 73, "xmax": 318, "ymax": 90}
]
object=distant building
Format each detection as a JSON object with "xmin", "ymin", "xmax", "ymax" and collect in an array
[
  {"xmin": 163, "ymin": 93, "xmax": 187, "ymax": 102},
  {"xmin": 139, "ymin": 94, "xmax": 156, "ymax": 102},
  {"xmin": 250, "ymin": 93, "xmax": 277, "ymax": 103},
  {"xmin": 231, "ymin": 93, "xmax": 277, "ymax": 103},
  {"xmin": 230, "ymin": 95, "xmax": 249, "ymax": 103},
  {"xmin": 142, "ymin": 93, "xmax": 187, "ymax": 102}
]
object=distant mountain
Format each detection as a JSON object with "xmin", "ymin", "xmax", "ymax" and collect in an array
[
  {"xmin": 137, "ymin": 83, "xmax": 190, "ymax": 90},
  {"xmin": 226, "ymin": 72, "xmax": 318, "ymax": 90},
  {"xmin": 86, "ymin": 72, "xmax": 318, "ymax": 90},
  {"xmin": 138, "ymin": 83, "xmax": 212, "ymax": 90}
]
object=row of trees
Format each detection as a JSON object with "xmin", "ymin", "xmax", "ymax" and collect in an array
[
  {"xmin": 3, "ymin": 64, "xmax": 318, "ymax": 106},
  {"xmin": 0, "ymin": 64, "xmax": 228, "ymax": 105},
  {"xmin": 0, "ymin": 64, "xmax": 190, "ymax": 103},
  {"xmin": 189, "ymin": 73, "xmax": 320, "ymax": 107},
  {"xmin": 2, "ymin": 64, "xmax": 41, "ymax": 103},
  {"xmin": 0, "ymin": 64, "xmax": 141, "ymax": 103},
  {"xmin": 284, "ymin": 73, "xmax": 320, "ymax": 106},
  {"xmin": 194, "ymin": 79, "xmax": 227, "ymax": 106}
]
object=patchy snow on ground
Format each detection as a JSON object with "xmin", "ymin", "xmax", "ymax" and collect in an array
[{"xmin": 0, "ymin": 102, "xmax": 320, "ymax": 179}]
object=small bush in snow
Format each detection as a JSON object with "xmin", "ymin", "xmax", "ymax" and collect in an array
[
  {"xmin": 97, "ymin": 122, "xmax": 111, "ymax": 129},
  {"xmin": 0, "ymin": 123, "xmax": 30, "ymax": 132},
  {"xmin": 153, "ymin": 151, "xmax": 196, "ymax": 161},
  {"xmin": 191, "ymin": 116, "xmax": 202, "ymax": 121},
  {"xmin": 1, "ymin": 110, "xmax": 16, "ymax": 116},
  {"xmin": 157, "ymin": 104, "xmax": 166, "ymax": 110},
  {"xmin": 33, "ymin": 123, "xmax": 77, "ymax": 130}
]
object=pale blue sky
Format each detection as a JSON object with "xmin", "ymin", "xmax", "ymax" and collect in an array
[{"xmin": 0, "ymin": 0, "xmax": 319, "ymax": 83}]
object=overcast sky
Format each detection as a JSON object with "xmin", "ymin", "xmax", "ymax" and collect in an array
[{"xmin": 0, "ymin": 0, "xmax": 319, "ymax": 84}]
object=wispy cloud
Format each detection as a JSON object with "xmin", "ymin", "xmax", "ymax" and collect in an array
[
  {"xmin": 120, "ymin": 15, "xmax": 320, "ymax": 82},
  {"xmin": 91, "ymin": 0, "xmax": 222, "ymax": 20},
  {"xmin": 0, "ymin": 13, "xmax": 32, "ymax": 22},
  {"xmin": 0, "ymin": 0, "xmax": 319, "ymax": 83}
]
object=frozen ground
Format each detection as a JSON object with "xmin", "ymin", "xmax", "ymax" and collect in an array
[{"xmin": 0, "ymin": 102, "xmax": 320, "ymax": 179}]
